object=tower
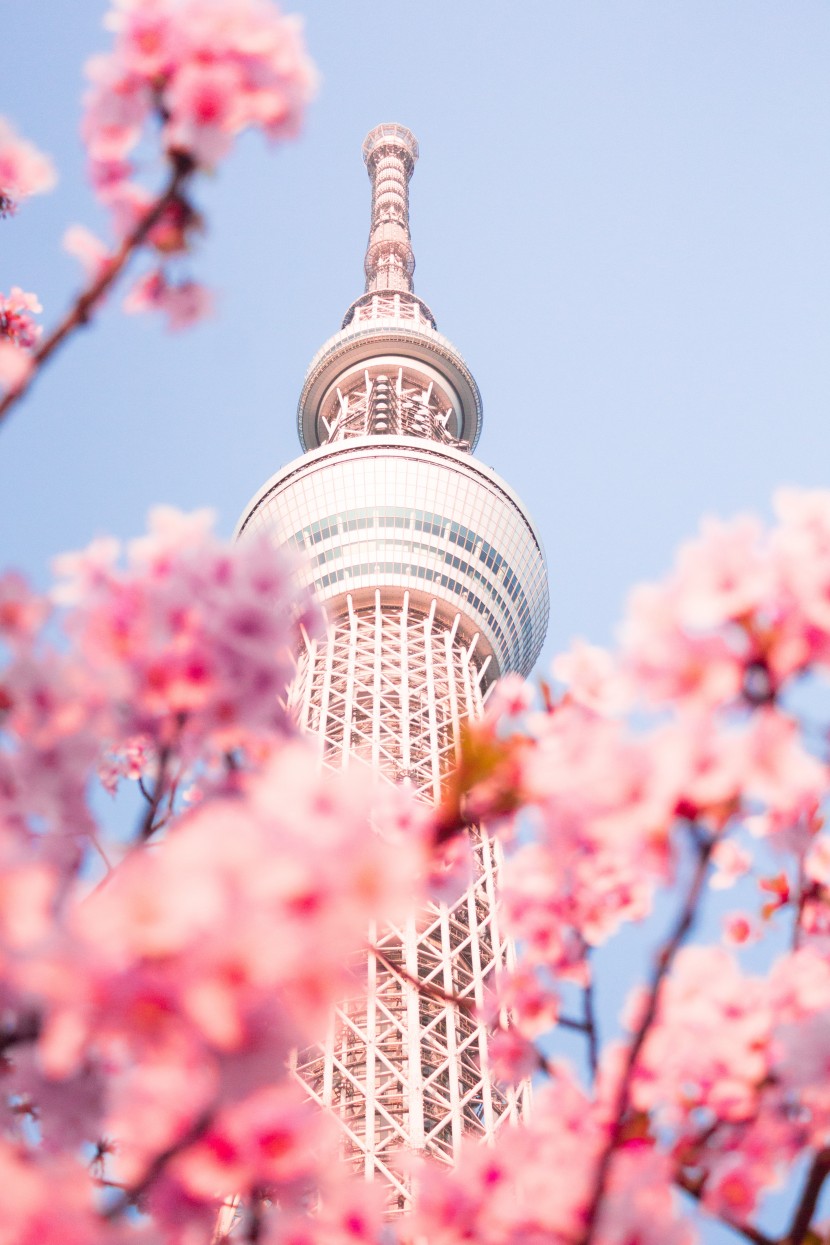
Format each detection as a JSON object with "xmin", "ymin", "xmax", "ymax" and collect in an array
[{"xmin": 236, "ymin": 125, "xmax": 549, "ymax": 1210}]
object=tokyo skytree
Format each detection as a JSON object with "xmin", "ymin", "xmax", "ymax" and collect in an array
[{"xmin": 235, "ymin": 124, "xmax": 549, "ymax": 1211}]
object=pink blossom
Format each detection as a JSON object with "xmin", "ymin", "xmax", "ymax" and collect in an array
[
  {"xmin": 0, "ymin": 571, "xmax": 49, "ymax": 646},
  {"xmin": 488, "ymin": 1027, "xmax": 540, "ymax": 1086},
  {"xmin": 53, "ymin": 508, "xmax": 316, "ymax": 755},
  {"xmin": 621, "ymin": 580, "xmax": 745, "ymax": 708},
  {"xmin": 744, "ymin": 708, "xmax": 826, "ymax": 816},
  {"xmin": 711, "ymin": 839, "xmax": 752, "ymax": 890},
  {"xmin": 63, "ymin": 224, "xmax": 111, "ymax": 281},
  {"xmin": 482, "ymin": 671, "xmax": 533, "ymax": 721},
  {"xmin": 0, "ymin": 1141, "xmax": 105, "ymax": 1245},
  {"xmin": 124, "ymin": 268, "xmax": 213, "ymax": 329},
  {"xmin": 82, "ymin": 0, "xmax": 316, "ymax": 207},
  {"xmin": 164, "ymin": 60, "xmax": 244, "ymax": 165},
  {"xmin": 0, "ymin": 117, "xmax": 56, "ymax": 214},
  {"xmin": 487, "ymin": 963, "xmax": 560, "ymax": 1038},
  {"xmin": 552, "ymin": 638, "xmax": 630, "ymax": 714},
  {"xmin": 170, "ymin": 1083, "xmax": 328, "ymax": 1202},
  {"xmin": 0, "ymin": 341, "xmax": 33, "ymax": 395},
  {"xmin": 723, "ymin": 912, "xmax": 759, "ymax": 946},
  {"xmin": 0, "ymin": 287, "xmax": 42, "ymax": 349},
  {"xmin": 805, "ymin": 834, "xmax": 830, "ymax": 887},
  {"xmin": 674, "ymin": 514, "xmax": 773, "ymax": 628}
]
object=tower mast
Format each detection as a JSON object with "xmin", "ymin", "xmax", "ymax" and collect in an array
[{"xmin": 236, "ymin": 125, "xmax": 549, "ymax": 1212}]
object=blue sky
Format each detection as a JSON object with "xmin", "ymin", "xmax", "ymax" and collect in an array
[{"xmin": 3, "ymin": 1, "xmax": 829, "ymax": 678}]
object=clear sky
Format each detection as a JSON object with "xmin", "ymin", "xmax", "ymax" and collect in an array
[{"xmin": 2, "ymin": 1, "xmax": 830, "ymax": 679}]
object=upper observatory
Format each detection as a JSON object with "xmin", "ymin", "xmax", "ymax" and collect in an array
[{"xmin": 296, "ymin": 123, "xmax": 482, "ymax": 454}]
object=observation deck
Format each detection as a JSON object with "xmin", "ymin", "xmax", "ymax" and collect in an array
[{"xmin": 236, "ymin": 437, "xmax": 548, "ymax": 680}]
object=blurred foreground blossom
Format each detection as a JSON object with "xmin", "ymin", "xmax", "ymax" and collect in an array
[{"xmin": 0, "ymin": 117, "xmax": 56, "ymax": 216}]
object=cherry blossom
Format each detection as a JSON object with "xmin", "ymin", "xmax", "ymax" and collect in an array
[
  {"xmin": 123, "ymin": 268, "xmax": 213, "ymax": 330},
  {"xmin": 77, "ymin": 0, "xmax": 316, "ymax": 330},
  {"xmin": 0, "ymin": 117, "xmax": 56, "ymax": 216}
]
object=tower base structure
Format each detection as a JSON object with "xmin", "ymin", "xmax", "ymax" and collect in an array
[{"xmin": 289, "ymin": 596, "xmax": 524, "ymax": 1210}]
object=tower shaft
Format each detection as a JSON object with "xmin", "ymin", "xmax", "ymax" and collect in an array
[{"xmin": 290, "ymin": 597, "xmax": 521, "ymax": 1209}]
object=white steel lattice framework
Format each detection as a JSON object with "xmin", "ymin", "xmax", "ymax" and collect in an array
[{"xmin": 236, "ymin": 124, "xmax": 549, "ymax": 1212}]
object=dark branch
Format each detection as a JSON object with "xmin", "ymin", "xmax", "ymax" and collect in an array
[
  {"xmin": 136, "ymin": 744, "xmax": 172, "ymax": 843},
  {"xmin": 578, "ymin": 829, "xmax": 715, "ymax": 1245},
  {"xmin": 0, "ymin": 1012, "xmax": 41, "ymax": 1056},
  {"xmin": 0, "ymin": 156, "xmax": 193, "ymax": 427},
  {"xmin": 103, "ymin": 1107, "xmax": 212, "ymax": 1220},
  {"xmin": 675, "ymin": 1172, "xmax": 776, "ymax": 1245},
  {"xmin": 785, "ymin": 1146, "xmax": 830, "ymax": 1245}
]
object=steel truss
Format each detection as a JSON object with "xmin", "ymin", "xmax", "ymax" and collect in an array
[{"xmin": 290, "ymin": 592, "xmax": 523, "ymax": 1211}]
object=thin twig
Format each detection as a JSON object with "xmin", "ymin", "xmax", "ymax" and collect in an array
[
  {"xmin": 372, "ymin": 945, "xmax": 475, "ymax": 1011},
  {"xmin": 245, "ymin": 1191, "xmax": 266, "ymax": 1244},
  {"xmin": 137, "ymin": 744, "xmax": 172, "ymax": 842},
  {"xmin": 0, "ymin": 156, "xmax": 192, "ymax": 427},
  {"xmin": 785, "ymin": 1146, "xmax": 830, "ymax": 1245},
  {"xmin": 578, "ymin": 829, "xmax": 715, "ymax": 1245},
  {"xmin": 558, "ymin": 1015, "xmax": 591, "ymax": 1034},
  {"xmin": 582, "ymin": 967, "xmax": 599, "ymax": 1081},
  {"xmin": 0, "ymin": 1012, "xmax": 41, "ymax": 1056},
  {"xmin": 792, "ymin": 853, "xmax": 807, "ymax": 953},
  {"xmin": 103, "ymin": 1107, "xmax": 213, "ymax": 1220}
]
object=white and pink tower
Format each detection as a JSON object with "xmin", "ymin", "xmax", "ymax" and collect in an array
[{"xmin": 237, "ymin": 124, "xmax": 549, "ymax": 1210}]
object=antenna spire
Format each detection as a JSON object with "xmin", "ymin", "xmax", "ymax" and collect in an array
[{"xmin": 362, "ymin": 123, "xmax": 419, "ymax": 295}]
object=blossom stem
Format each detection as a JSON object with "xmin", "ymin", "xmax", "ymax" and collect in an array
[
  {"xmin": 0, "ymin": 156, "xmax": 193, "ymax": 428},
  {"xmin": 137, "ymin": 743, "xmax": 173, "ymax": 842},
  {"xmin": 582, "ymin": 958, "xmax": 599, "ymax": 1081},
  {"xmin": 577, "ymin": 828, "xmax": 715, "ymax": 1245}
]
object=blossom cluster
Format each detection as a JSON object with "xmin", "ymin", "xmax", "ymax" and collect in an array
[
  {"xmin": 3, "ymin": 469, "xmax": 830, "ymax": 1245},
  {"xmin": 430, "ymin": 488, "xmax": 830, "ymax": 1245},
  {"xmin": 0, "ymin": 511, "xmax": 427, "ymax": 1243},
  {"xmin": 78, "ymin": 0, "xmax": 317, "ymax": 328},
  {"xmin": 0, "ymin": 287, "xmax": 43, "ymax": 395}
]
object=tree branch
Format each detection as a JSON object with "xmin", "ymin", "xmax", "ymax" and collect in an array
[
  {"xmin": 0, "ymin": 1012, "xmax": 41, "ymax": 1056},
  {"xmin": 0, "ymin": 156, "xmax": 193, "ymax": 427},
  {"xmin": 103, "ymin": 1107, "xmax": 213, "ymax": 1220},
  {"xmin": 675, "ymin": 1172, "xmax": 776, "ymax": 1245},
  {"xmin": 785, "ymin": 1146, "xmax": 830, "ymax": 1245},
  {"xmin": 578, "ymin": 829, "xmax": 715, "ymax": 1245},
  {"xmin": 582, "ymin": 968, "xmax": 599, "ymax": 1081},
  {"xmin": 372, "ymin": 945, "xmax": 475, "ymax": 1011},
  {"xmin": 136, "ymin": 744, "xmax": 172, "ymax": 843}
]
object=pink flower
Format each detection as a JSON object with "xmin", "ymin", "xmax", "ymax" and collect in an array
[
  {"xmin": 674, "ymin": 514, "xmax": 773, "ymax": 629},
  {"xmin": 0, "ymin": 341, "xmax": 33, "ymax": 395},
  {"xmin": 711, "ymin": 839, "xmax": 752, "ymax": 890},
  {"xmin": 805, "ymin": 835, "xmax": 830, "ymax": 888},
  {"xmin": 483, "ymin": 671, "xmax": 533, "ymax": 721},
  {"xmin": 0, "ymin": 572, "xmax": 49, "ymax": 646},
  {"xmin": 0, "ymin": 117, "xmax": 56, "ymax": 214},
  {"xmin": 163, "ymin": 60, "xmax": 244, "ymax": 165},
  {"xmin": 552, "ymin": 639, "xmax": 629, "ymax": 714},
  {"xmin": 0, "ymin": 287, "xmax": 42, "ymax": 349},
  {"xmin": 83, "ymin": 0, "xmax": 316, "ymax": 208},
  {"xmin": 62, "ymin": 225, "xmax": 111, "ymax": 282},
  {"xmin": 723, "ymin": 912, "xmax": 759, "ymax": 946},
  {"xmin": 52, "ymin": 507, "xmax": 317, "ymax": 753},
  {"xmin": 124, "ymin": 268, "xmax": 213, "ymax": 329}
]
